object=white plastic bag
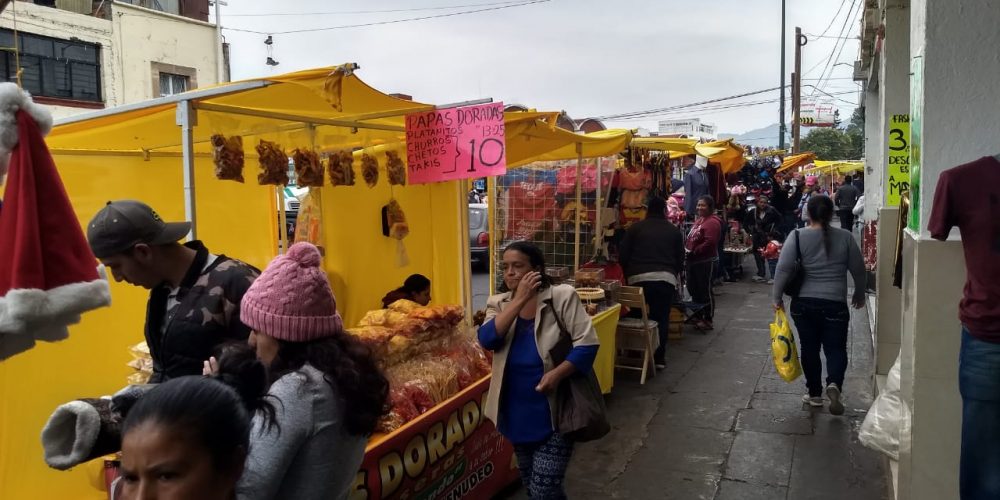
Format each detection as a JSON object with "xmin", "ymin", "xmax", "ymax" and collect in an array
[{"xmin": 859, "ymin": 354, "xmax": 910, "ymax": 460}]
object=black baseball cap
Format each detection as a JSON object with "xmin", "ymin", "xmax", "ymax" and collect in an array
[{"xmin": 87, "ymin": 200, "xmax": 191, "ymax": 259}]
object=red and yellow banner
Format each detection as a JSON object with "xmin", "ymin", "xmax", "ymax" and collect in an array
[{"xmin": 350, "ymin": 375, "xmax": 519, "ymax": 500}]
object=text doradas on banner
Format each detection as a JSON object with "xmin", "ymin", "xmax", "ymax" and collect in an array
[{"xmin": 405, "ymin": 102, "xmax": 507, "ymax": 185}]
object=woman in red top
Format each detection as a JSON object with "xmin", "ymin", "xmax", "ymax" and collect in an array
[{"xmin": 685, "ymin": 196, "xmax": 723, "ymax": 330}]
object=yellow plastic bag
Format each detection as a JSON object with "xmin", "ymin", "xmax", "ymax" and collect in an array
[{"xmin": 770, "ymin": 309, "xmax": 802, "ymax": 382}]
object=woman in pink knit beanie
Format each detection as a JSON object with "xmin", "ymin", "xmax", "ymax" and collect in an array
[{"xmin": 231, "ymin": 242, "xmax": 388, "ymax": 500}]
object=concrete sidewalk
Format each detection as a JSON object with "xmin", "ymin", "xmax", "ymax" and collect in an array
[{"xmin": 498, "ymin": 278, "xmax": 890, "ymax": 499}]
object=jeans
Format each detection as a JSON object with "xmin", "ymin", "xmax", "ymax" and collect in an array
[
  {"xmin": 514, "ymin": 433, "xmax": 574, "ymax": 499},
  {"xmin": 959, "ymin": 327, "xmax": 1000, "ymax": 500},
  {"xmin": 686, "ymin": 261, "xmax": 715, "ymax": 322},
  {"xmin": 790, "ymin": 297, "xmax": 850, "ymax": 397},
  {"xmin": 633, "ymin": 281, "xmax": 676, "ymax": 364}
]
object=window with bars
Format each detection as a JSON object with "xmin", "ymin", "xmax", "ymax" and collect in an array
[
  {"xmin": 158, "ymin": 72, "xmax": 189, "ymax": 96},
  {"xmin": 0, "ymin": 30, "xmax": 102, "ymax": 103}
]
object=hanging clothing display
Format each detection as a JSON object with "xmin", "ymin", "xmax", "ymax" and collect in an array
[
  {"xmin": 504, "ymin": 180, "xmax": 557, "ymax": 241},
  {"xmin": 683, "ymin": 166, "xmax": 710, "ymax": 214}
]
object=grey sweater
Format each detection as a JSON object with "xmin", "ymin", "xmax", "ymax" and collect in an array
[
  {"xmin": 237, "ymin": 364, "xmax": 366, "ymax": 500},
  {"xmin": 771, "ymin": 227, "xmax": 866, "ymax": 305}
]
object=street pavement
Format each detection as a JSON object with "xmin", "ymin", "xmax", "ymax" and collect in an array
[{"xmin": 491, "ymin": 262, "xmax": 890, "ymax": 500}]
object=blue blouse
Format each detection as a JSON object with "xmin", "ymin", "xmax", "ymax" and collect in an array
[{"xmin": 478, "ymin": 317, "xmax": 599, "ymax": 444}]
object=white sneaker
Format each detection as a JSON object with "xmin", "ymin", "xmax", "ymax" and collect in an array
[
  {"xmin": 766, "ymin": 279, "xmax": 774, "ymax": 285},
  {"xmin": 827, "ymin": 384, "xmax": 845, "ymax": 415},
  {"xmin": 752, "ymin": 276, "xmax": 766, "ymax": 283},
  {"xmin": 801, "ymin": 394, "xmax": 823, "ymax": 407}
]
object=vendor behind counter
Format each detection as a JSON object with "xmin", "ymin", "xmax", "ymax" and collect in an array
[{"xmin": 381, "ymin": 274, "xmax": 431, "ymax": 309}]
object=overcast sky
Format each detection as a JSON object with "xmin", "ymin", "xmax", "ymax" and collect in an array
[{"xmin": 217, "ymin": 0, "xmax": 862, "ymax": 139}]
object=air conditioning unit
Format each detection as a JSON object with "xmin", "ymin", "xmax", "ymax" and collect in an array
[{"xmin": 55, "ymin": 0, "xmax": 92, "ymax": 14}]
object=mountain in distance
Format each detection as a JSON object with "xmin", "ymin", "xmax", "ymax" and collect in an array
[{"xmin": 719, "ymin": 123, "xmax": 790, "ymax": 148}]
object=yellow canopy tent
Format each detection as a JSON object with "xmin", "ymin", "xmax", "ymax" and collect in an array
[
  {"xmin": 695, "ymin": 139, "xmax": 747, "ymax": 174},
  {"xmin": 630, "ymin": 136, "xmax": 698, "ymax": 155},
  {"xmin": 3, "ymin": 64, "xmax": 629, "ymax": 500},
  {"xmin": 777, "ymin": 152, "xmax": 817, "ymax": 172},
  {"xmin": 630, "ymin": 137, "xmax": 746, "ymax": 173},
  {"xmin": 507, "ymin": 125, "xmax": 632, "ymax": 167},
  {"xmin": 802, "ymin": 160, "xmax": 865, "ymax": 175}
]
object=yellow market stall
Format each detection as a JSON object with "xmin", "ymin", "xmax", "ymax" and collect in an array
[
  {"xmin": 0, "ymin": 64, "xmax": 484, "ymax": 499},
  {"xmin": 1, "ymin": 64, "xmax": 637, "ymax": 500}
]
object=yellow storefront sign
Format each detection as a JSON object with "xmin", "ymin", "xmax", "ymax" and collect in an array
[{"xmin": 886, "ymin": 114, "xmax": 911, "ymax": 207}]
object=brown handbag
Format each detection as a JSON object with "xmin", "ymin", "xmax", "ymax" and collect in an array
[{"xmin": 544, "ymin": 299, "xmax": 611, "ymax": 442}]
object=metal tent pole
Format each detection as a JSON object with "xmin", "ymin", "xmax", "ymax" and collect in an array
[
  {"xmin": 574, "ymin": 144, "xmax": 583, "ymax": 271},
  {"xmin": 176, "ymin": 100, "xmax": 198, "ymax": 239},
  {"xmin": 594, "ymin": 156, "xmax": 602, "ymax": 256}
]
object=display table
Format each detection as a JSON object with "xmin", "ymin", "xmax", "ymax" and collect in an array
[
  {"xmin": 352, "ymin": 375, "xmax": 520, "ymax": 500},
  {"xmin": 591, "ymin": 304, "xmax": 622, "ymax": 394}
]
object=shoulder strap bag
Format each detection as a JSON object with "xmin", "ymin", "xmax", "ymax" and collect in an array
[
  {"xmin": 784, "ymin": 230, "xmax": 805, "ymax": 297},
  {"xmin": 544, "ymin": 298, "xmax": 611, "ymax": 443}
]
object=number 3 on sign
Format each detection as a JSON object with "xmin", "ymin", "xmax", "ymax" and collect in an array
[
  {"xmin": 889, "ymin": 128, "xmax": 908, "ymax": 151},
  {"xmin": 466, "ymin": 138, "xmax": 505, "ymax": 173}
]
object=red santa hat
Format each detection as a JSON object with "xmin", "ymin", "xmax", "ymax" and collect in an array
[{"xmin": 0, "ymin": 83, "xmax": 111, "ymax": 361}]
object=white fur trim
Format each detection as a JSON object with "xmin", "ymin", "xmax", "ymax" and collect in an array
[
  {"xmin": 0, "ymin": 83, "xmax": 54, "ymax": 161},
  {"xmin": 0, "ymin": 276, "xmax": 111, "ymax": 336},
  {"xmin": 41, "ymin": 400, "xmax": 101, "ymax": 471}
]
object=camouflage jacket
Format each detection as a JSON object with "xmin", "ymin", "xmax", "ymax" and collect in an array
[{"xmin": 146, "ymin": 241, "xmax": 259, "ymax": 383}]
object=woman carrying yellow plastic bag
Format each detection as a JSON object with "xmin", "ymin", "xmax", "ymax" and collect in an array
[{"xmin": 769, "ymin": 309, "xmax": 802, "ymax": 382}]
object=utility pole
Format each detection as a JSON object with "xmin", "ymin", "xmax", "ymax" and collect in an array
[
  {"xmin": 793, "ymin": 27, "xmax": 806, "ymax": 153},
  {"xmin": 778, "ymin": 0, "xmax": 786, "ymax": 151},
  {"xmin": 212, "ymin": 1, "xmax": 229, "ymax": 83}
]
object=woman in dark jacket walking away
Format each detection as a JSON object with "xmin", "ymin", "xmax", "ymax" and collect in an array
[
  {"xmin": 771, "ymin": 195, "xmax": 865, "ymax": 415},
  {"xmin": 685, "ymin": 196, "xmax": 723, "ymax": 330}
]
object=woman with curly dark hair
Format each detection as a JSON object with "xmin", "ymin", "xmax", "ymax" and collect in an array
[{"xmin": 229, "ymin": 242, "xmax": 388, "ymax": 500}]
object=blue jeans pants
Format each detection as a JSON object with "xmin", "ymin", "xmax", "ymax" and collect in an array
[
  {"xmin": 790, "ymin": 297, "xmax": 850, "ymax": 397},
  {"xmin": 959, "ymin": 327, "xmax": 1000, "ymax": 500}
]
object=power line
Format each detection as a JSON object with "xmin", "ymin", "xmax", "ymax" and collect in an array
[
  {"xmin": 603, "ymin": 90, "xmax": 860, "ymax": 122},
  {"xmin": 595, "ymin": 86, "xmax": 785, "ymax": 120},
  {"xmin": 223, "ymin": 0, "xmax": 549, "ymax": 35},
  {"xmin": 803, "ymin": 0, "xmax": 859, "ymax": 77},
  {"xmin": 817, "ymin": 0, "xmax": 849, "ymax": 37},
  {"xmin": 806, "ymin": 34, "xmax": 857, "ymax": 40},
  {"xmin": 224, "ymin": 1, "xmax": 528, "ymax": 17},
  {"xmin": 810, "ymin": 0, "xmax": 861, "ymax": 96},
  {"xmin": 816, "ymin": 4, "xmax": 863, "ymax": 94}
]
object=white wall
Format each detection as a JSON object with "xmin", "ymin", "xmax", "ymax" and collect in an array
[
  {"xmin": 0, "ymin": 2, "xmax": 117, "ymax": 119},
  {"xmin": 112, "ymin": 2, "xmax": 220, "ymax": 103},
  {"xmin": 911, "ymin": 0, "xmax": 1000, "ymax": 239},
  {"xmin": 895, "ymin": 0, "xmax": 1000, "ymax": 498}
]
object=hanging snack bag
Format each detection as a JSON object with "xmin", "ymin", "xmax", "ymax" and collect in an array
[
  {"xmin": 328, "ymin": 150, "xmax": 356, "ymax": 187},
  {"xmin": 292, "ymin": 148, "xmax": 324, "ymax": 187},
  {"xmin": 211, "ymin": 134, "xmax": 245, "ymax": 182},
  {"xmin": 386, "ymin": 150, "xmax": 407, "ymax": 186},
  {"xmin": 362, "ymin": 153, "xmax": 380, "ymax": 188},
  {"xmin": 256, "ymin": 139, "xmax": 289, "ymax": 186}
]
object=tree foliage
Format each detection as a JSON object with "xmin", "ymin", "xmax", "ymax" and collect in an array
[{"xmin": 801, "ymin": 107, "xmax": 865, "ymax": 160}]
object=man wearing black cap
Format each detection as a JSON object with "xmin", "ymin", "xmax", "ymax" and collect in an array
[
  {"xmin": 619, "ymin": 197, "xmax": 685, "ymax": 368},
  {"xmin": 87, "ymin": 200, "xmax": 259, "ymax": 383}
]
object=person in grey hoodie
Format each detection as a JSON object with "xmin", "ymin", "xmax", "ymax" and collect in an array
[
  {"xmin": 234, "ymin": 242, "xmax": 389, "ymax": 500},
  {"xmin": 772, "ymin": 195, "xmax": 865, "ymax": 416}
]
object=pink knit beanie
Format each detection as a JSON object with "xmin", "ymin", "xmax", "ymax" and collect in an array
[{"xmin": 240, "ymin": 242, "xmax": 343, "ymax": 342}]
